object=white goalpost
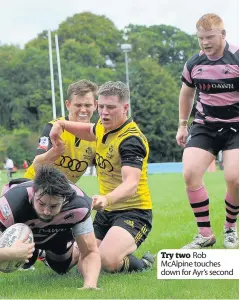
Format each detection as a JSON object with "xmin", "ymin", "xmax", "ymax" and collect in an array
[{"xmin": 48, "ymin": 30, "xmax": 65, "ymax": 119}]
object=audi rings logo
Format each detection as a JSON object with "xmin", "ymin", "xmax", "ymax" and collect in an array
[
  {"xmin": 55, "ymin": 156, "xmax": 88, "ymax": 172},
  {"xmin": 95, "ymin": 153, "xmax": 113, "ymax": 172}
]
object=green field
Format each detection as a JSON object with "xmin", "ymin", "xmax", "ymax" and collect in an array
[{"xmin": 0, "ymin": 170, "xmax": 239, "ymax": 299}]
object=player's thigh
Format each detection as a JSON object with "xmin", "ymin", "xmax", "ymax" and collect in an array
[
  {"xmin": 183, "ymin": 147, "xmax": 215, "ymax": 179},
  {"xmin": 99, "ymin": 209, "xmax": 152, "ymax": 260},
  {"xmin": 184, "ymin": 124, "xmax": 217, "ymax": 176},
  {"xmin": 99, "ymin": 226, "xmax": 137, "ymax": 261},
  {"xmin": 183, "ymin": 123, "xmax": 216, "ymax": 177},
  {"xmin": 223, "ymin": 149, "xmax": 239, "ymax": 184}
]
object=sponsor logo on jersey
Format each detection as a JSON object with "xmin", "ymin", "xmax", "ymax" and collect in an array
[
  {"xmin": 38, "ymin": 228, "xmax": 67, "ymax": 233},
  {"xmin": 196, "ymin": 68, "xmax": 203, "ymax": 75},
  {"xmin": 83, "ymin": 147, "xmax": 94, "ymax": 160},
  {"xmin": 85, "ymin": 147, "xmax": 93, "ymax": 155},
  {"xmin": 211, "ymin": 83, "xmax": 234, "ymax": 89},
  {"xmin": 222, "ymin": 66, "xmax": 232, "ymax": 74},
  {"xmin": 0, "ymin": 204, "xmax": 11, "ymax": 221},
  {"xmin": 37, "ymin": 136, "xmax": 49, "ymax": 151},
  {"xmin": 198, "ymin": 83, "xmax": 211, "ymax": 91},
  {"xmin": 199, "ymin": 83, "xmax": 235, "ymax": 91},
  {"xmin": 55, "ymin": 156, "xmax": 88, "ymax": 172},
  {"xmin": 95, "ymin": 153, "xmax": 113, "ymax": 172},
  {"xmin": 106, "ymin": 145, "xmax": 114, "ymax": 159},
  {"xmin": 64, "ymin": 213, "xmax": 74, "ymax": 221}
]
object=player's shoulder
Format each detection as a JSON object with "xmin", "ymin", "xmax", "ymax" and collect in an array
[
  {"xmin": 118, "ymin": 120, "xmax": 147, "ymax": 141},
  {"xmin": 4, "ymin": 179, "xmax": 33, "ymax": 193},
  {"xmin": 185, "ymin": 51, "xmax": 206, "ymax": 71},
  {"xmin": 225, "ymin": 43, "xmax": 239, "ymax": 64},
  {"xmin": 49, "ymin": 116, "xmax": 65, "ymax": 125},
  {"xmin": 61, "ymin": 194, "xmax": 92, "ymax": 223},
  {"xmin": 1, "ymin": 182, "xmax": 33, "ymax": 218},
  {"xmin": 226, "ymin": 42, "xmax": 239, "ymax": 54},
  {"xmin": 68, "ymin": 184, "xmax": 92, "ymax": 210}
]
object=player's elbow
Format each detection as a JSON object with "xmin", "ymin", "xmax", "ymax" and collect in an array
[{"xmin": 128, "ymin": 177, "xmax": 140, "ymax": 196}]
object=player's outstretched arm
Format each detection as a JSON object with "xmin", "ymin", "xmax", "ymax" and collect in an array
[
  {"xmin": 33, "ymin": 145, "xmax": 65, "ymax": 171},
  {"xmin": 50, "ymin": 120, "xmax": 96, "ymax": 149},
  {"xmin": 0, "ymin": 240, "xmax": 35, "ymax": 262},
  {"xmin": 92, "ymin": 166, "xmax": 141, "ymax": 210},
  {"xmin": 75, "ymin": 231, "xmax": 101, "ymax": 289}
]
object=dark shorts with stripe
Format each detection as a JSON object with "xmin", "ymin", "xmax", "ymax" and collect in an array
[
  {"xmin": 93, "ymin": 209, "xmax": 152, "ymax": 248},
  {"xmin": 185, "ymin": 122, "xmax": 239, "ymax": 156}
]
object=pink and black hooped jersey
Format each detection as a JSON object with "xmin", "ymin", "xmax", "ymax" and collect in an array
[
  {"xmin": 182, "ymin": 42, "xmax": 239, "ymax": 125},
  {"xmin": 0, "ymin": 181, "xmax": 92, "ymax": 249}
]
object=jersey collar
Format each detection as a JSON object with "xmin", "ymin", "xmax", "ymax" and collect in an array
[{"xmin": 102, "ymin": 117, "xmax": 133, "ymax": 144}]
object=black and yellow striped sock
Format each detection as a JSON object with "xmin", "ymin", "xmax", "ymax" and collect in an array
[{"xmin": 120, "ymin": 255, "xmax": 146, "ymax": 273}]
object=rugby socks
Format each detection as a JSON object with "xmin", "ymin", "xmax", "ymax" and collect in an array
[
  {"xmin": 187, "ymin": 186, "xmax": 212, "ymax": 237},
  {"xmin": 120, "ymin": 255, "xmax": 147, "ymax": 273},
  {"xmin": 224, "ymin": 193, "xmax": 239, "ymax": 228}
]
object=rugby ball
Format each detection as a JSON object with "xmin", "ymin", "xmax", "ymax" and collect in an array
[{"xmin": 0, "ymin": 223, "xmax": 34, "ymax": 273}]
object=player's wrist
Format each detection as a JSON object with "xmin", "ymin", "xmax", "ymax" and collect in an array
[
  {"xmin": 105, "ymin": 195, "xmax": 112, "ymax": 206},
  {"xmin": 178, "ymin": 119, "xmax": 188, "ymax": 128},
  {"xmin": 57, "ymin": 120, "xmax": 65, "ymax": 131}
]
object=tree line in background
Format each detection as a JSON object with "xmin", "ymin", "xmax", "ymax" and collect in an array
[{"xmin": 0, "ymin": 12, "xmax": 199, "ymax": 167}]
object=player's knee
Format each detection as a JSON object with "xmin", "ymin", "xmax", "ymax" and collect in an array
[
  {"xmin": 47, "ymin": 256, "xmax": 72, "ymax": 275},
  {"xmin": 183, "ymin": 169, "xmax": 202, "ymax": 188},
  {"xmin": 48, "ymin": 262, "xmax": 69, "ymax": 274},
  {"xmin": 101, "ymin": 254, "xmax": 121, "ymax": 273},
  {"xmin": 225, "ymin": 175, "xmax": 239, "ymax": 190}
]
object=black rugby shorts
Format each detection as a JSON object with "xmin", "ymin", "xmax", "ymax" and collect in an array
[
  {"xmin": 185, "ymin": 122, "xmax": 239, "ymax": 156},
  {"xmin": 93, "ymin": 208, "xmax": 152, "ymax": 248}
]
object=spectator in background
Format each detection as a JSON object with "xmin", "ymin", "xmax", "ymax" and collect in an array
[
  {"xmin": 4, "ymin": 157, "xmax": 14, "ymax": 180},
  {"xmin": 23, "ymin": 160, "xmax": 28, "ymax": 170}
]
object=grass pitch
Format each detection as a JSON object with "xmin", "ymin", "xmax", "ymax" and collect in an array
[{"xmin": 0, "ymin": 170, "xmax": 239, "ymax": 299}]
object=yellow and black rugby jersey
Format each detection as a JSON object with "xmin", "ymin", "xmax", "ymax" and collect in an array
[
  {"xmin": 93, "ymin": 118, "xmax": 152, "ymax": 211},
  {"xmin": 24, "ymin": 117, "xmax": 96, "ymax": 183}
]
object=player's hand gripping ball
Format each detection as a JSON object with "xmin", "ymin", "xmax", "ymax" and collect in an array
[{"xmin": 0, "ymin": 223, "xmax": 34, "ymax": 273}]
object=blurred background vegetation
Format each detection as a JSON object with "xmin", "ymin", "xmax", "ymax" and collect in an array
[{"xmin": 0, "ymin": 12, "xmax": 199, "ymax": 167}]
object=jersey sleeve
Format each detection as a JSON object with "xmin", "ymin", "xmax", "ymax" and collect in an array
[
  {"xmin": 36, "ymin": 123, "xmax": 53, "ymax": 155},
  {"xmin": 119, "ymin": 136, "xmax": 147, "ymax": 170},
  {"xmin": 0, "ymin": 185, "xmax": 31, "ymax": 228},
  {"xmin": 181, "ymin": 62, "xmax": 195, "ymax": 88},
  {"xmin": 0, "ymin": 194, "xmax": 15, "ymax": 228},
  {"xmin": 72, "ymin": 216, "xmax": 94, "ymax": 237}
]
